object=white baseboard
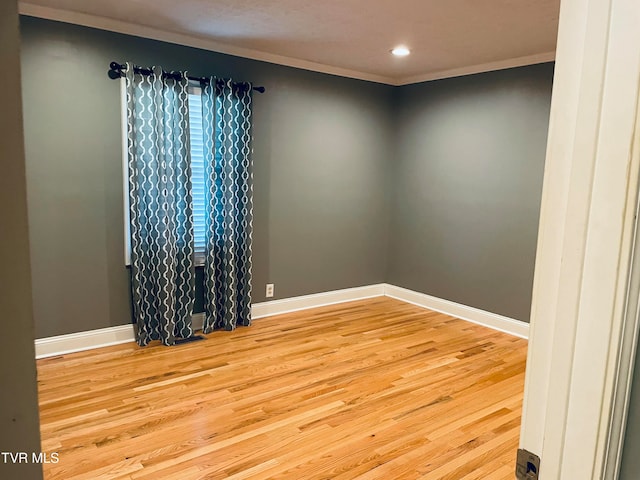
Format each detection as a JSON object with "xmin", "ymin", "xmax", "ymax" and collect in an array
[
  {"xmin": 34, "ymin": 283, "xmax": 528, "ymax": 358},
  {"xmin": 251, "ymin": 284, "xmax": 386, "ymax": 319},
  {"xmin": 34, "ymin": 325, "xmax": 135, "ymax": 359},
  {"xmin": 34, "ymin": 313, "xmax": 207, "ymax": 359},
  {"xmin": 34, "ymin": 285, "xmax": 386, "ymax": 358},
  {"xmin": 383, "ymin": 284, "xmax": 530, "ymax": 339}
]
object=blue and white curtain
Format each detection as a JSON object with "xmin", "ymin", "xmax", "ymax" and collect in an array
[
  {"xmin": 125, "ymin": 64, "xmax": 195, "ymax": 346},
  {"xmin": 201, "ymin": 79, "xmax": 254, "ymax": 332}
]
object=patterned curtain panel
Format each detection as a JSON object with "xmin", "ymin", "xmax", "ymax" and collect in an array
[
  {"xmin": 201, "ymin": 79, "xmax": 254, "ymax": 332},
  {"xmin": 125, "ymin": 64, "xmax": 196, "ymax": 346}
]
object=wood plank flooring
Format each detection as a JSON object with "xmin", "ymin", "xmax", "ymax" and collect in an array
[{"xmin": 37, "ymin": 297, "xmax": 528, "ymax": 479}]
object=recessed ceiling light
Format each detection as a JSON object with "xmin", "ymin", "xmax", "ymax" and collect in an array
[{"xmin": 391, "ymin": 46, "xmax": 411, "ymax": 57}]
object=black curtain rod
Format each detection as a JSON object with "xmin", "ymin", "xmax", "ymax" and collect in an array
[{"xmin": 108, "ymin": 62, "xmax": 266, "ymax": 93}]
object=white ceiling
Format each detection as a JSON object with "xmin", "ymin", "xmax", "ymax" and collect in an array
[{"xmin": 19, "ymin": 0, "xmax": 560, "ymax": 85}]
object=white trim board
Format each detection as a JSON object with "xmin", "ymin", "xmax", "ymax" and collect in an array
[
  {"xmin": 34, "ymin": 283, "xmax": 528, "ymax": 358},
  {"xmin": 18, "ymin": 3, "xmax": 392, "ymax": 86},
  {"xmin": 34, "ymin": 284, "xmax": 385, "ymax": 359},
  {"xmin": 399, "ymin": 51, "xmax": 556, "ymax": 86},
  {"xmin": 18, "ymin": 3, "xmax": 555, "ymax": 86},
  {"xmin": 34, "ymin": 312, "xmax": 205, "ymax": 360},
  {"xmin": 383, "ymin": 284, "xmax": 530, "ymax": 339},
  {"xmin": 251, "ymin": 284, "xmax": 385, "ymax": 319},
  {"xmin": 517, "ymin": 0, "xmax": 640, "ymax": 477},
  {"xmin": 34, "ymin": 325, "xmax": 135, "ymax": 359}
]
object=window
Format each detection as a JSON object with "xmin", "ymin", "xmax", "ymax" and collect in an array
[
  {"xmin": 187, "ymin": 87, "xmax": 207, "ymax": 264},
  {"xmin": 122, "ymin": 80, "xmax": 207, "ymax": 266}
]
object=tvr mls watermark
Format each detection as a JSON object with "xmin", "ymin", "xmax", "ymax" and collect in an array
[{"xmin": 1, "ymin": 452, "xmax": 59, "ymax": 464}]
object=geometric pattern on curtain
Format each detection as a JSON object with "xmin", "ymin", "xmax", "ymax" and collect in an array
[
  {"xmin": 201, "ymin": 78, "xmax": 254, "ymax": 332},
  {"xmin": 125, "ymin": 64, "xmax": 196, "ymax": 346}
]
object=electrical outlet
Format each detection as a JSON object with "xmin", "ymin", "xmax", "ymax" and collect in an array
[{"xmin": 266, "ymin": 283, "xmax": 274, "ymax": 298}]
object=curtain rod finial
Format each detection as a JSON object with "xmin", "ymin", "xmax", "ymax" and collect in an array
[{"xmin": 108, "ymin": 61, "xmax": 125, "ymax": 79}]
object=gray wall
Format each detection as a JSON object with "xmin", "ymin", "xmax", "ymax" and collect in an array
[
  {"xmin": 20, "ymin": 17, "xmax": 394, "ymax": 338},
  {"xmin": 21, "ymin": 17, "xmax": 553, "ymax": 338},
  {"xmin": 0, "ymin": 2, "xmax": 42, "ymax": 478},
  {"xmin": 620, "ymin": 345, "xmax": 640, "ymax": 478},
  {"xmin": 23, "ymin": 14, "xmax": 640, "ymax": 479},
  {"xmin": 388, "ymin": 64, "xmax": 553, "ymax": 322}
]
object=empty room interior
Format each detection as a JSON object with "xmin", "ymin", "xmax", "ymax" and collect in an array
[{"xmin": 5, "ymin": 0, "xmax": 640, "ymax": 479}]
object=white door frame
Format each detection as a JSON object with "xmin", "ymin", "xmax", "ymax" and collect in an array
[{"xmin": 519, "ymin": 0, "xmax": 640, "ymax": 477}]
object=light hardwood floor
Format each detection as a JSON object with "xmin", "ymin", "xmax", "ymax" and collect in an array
[{"xmin": 37, "ymin": 297, "xmax": 527, "ymax": 479}]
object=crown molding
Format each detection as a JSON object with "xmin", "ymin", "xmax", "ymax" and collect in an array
[
  {"xmin": 394, "ymin": 51, "xmax": 556, "ymax": 86},
  {"xmin": 18, "ymin": 2, "xmax": 395, "ymax": 85},
  {"xmin": 19, "ymin": 2, "xmax": 555, "ymax": 86}
]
